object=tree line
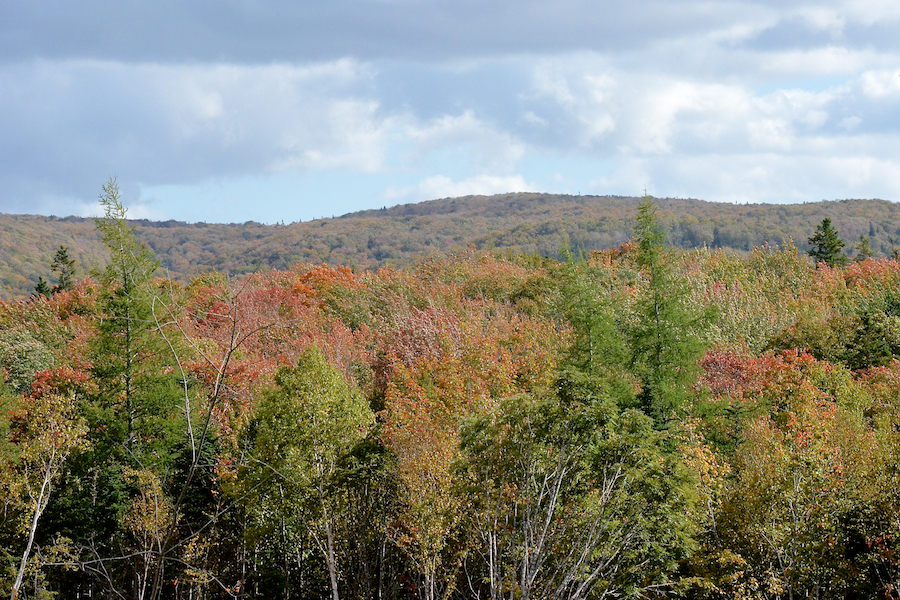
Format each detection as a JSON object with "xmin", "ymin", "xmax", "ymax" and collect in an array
[
  {"xmin": 5, "ymin": 192, "xmax": 900, "ymax": 300},
  {"xmin": 2, "ymin": 180, "xmax": 900, "ymax": 599}
]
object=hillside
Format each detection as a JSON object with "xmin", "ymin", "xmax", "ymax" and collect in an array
[
  {"xmin": 2, "ymin": 193, "xmax": 899, "ymax": 299},
  {"xmin": 5, "ymin": 204, "xmax": 900, "ymax": 598}
]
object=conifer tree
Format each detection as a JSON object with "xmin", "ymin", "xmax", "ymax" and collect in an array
[
  {"xmin": 630, "ymin": 195, "xmax": 707, "ymax": 426},
  {"xmin": 807, "ymin": 218, "xmax": 847, "ymax": 267},
  {"xmin": 50, "ymin": 245, "xmax": 76, "ymax": 293},
  {"xmin": 31, "ymin": 245, "xmax": 76, "ymax": 298},
  {"xmin": 32, "ymin": 277, "xmax": 51, "ymax": 299},
  {"xmin": 91, "ymin": 177, "xmax": 162, "ymax": 454},
  {"xmin": 83, "ymin": 178, "xmax": 188, "ymax": 600},
  {"xmin": 854, "ymin": 234, "xmax": 874, "ymax": 262}
]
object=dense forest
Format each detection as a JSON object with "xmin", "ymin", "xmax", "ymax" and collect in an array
[
  {"xmin": 4, "ymin": 193, "xmax": 900, "ymax": 300},
  {"xmin": 3, "ymin": 182, "xmax": 900, "ymax": 599}
]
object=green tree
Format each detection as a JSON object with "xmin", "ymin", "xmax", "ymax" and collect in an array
[
  {"xmin": 70, "ymin": 178, "xmax": 184, "ymax": 600},
  {"xmin": 31, "ymin": 245, "xmax": 77, "ymax": 299},
  {"xmin": 0, "ymin": 328, "xmax": 54, "ymax": 396},
  {"xmin": 557, "ymin": 261, "xmax": 629, "ymax": 377},
  {"xmin": 50, "ymin": 245, "xmax": 76, "ymax": 293},
  {"xmin": 240, "ymin": 346, "xmax": 374, "ymax": 600},
  {"xmin": 807, "ymin": 218, "xmax": 847, "ymax": 267},
  {"xmin": 459, "ymin": 381, "xmax": 696, "ymax": 599},
  {"xmin": 91, "ymin": 177, "xmax": 162, "ymax": 455},
  {"xmin": 854, "ymin": 234, "xmax": 874, "ymax": 262},
  {"xmin": 630, "ymin": 195, "xmax": 708, "ymax": 426},
  {"xmin": 32, "ymin": 277, "xmax": 51, "ymax": 299}
]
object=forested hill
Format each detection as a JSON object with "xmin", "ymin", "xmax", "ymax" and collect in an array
[{"xmin": 3, "ymin": 193, "xmax": 899, "ymax": 299}]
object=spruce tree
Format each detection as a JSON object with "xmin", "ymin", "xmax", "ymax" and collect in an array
[
  {"xmin": 91, "ymin": 177, "xmax": 162, "ymax": 454},
  {"xmin": 32, "ymin": 276, "xmax": 51, "ymax": 298},
  {"xmin": 807, "ymin": 218, "xmax": 847, "ymax": 267},
  {"xmin": 31, "ymin": 246, "xmax": 76, "ymax": 298},
  {"xmin": 50, "ymin": 245, "xmax": 76, "ymax": 293},
  {"xmin": 78, "ymin": 178, "xmax": 192, "ymax": 600},
  {"xmin": 854, "ymin": 234, "xmax": 874, "ymax": 262}
]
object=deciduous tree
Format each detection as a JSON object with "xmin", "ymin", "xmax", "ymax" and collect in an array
[
  {"xmin": 4, "ymin": 393, "xmax": 88, "ymax": 600},
  {"xmin": 460, "ymin": 381, "xmax": 697, "ymax": 600},
  {"xmin": 240, "ymin": 346, "xmax": 373, "ymax": 600}
]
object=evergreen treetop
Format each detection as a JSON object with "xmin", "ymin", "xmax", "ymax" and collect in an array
[
  {"xmin": 807, "ymin": 218, "xmax": 847, "ymax": 267},
  {"xmin": 50, "ymin": 245, "xmax": 76, "ymax": 293}
]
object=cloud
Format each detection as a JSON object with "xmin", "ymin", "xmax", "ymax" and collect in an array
[
  {"xmin": 0, "ymin": 0, "xmax": 766, "ymax": 64},
  {"xmin": 594, "ymin": 152, "xmax": 900, "ymax": 205},
  {"xmin": 0, "ymin": 56, "xmax": 540, "ymax": 218},
  {"xmin": 860, "ymin": 69, "xmax": 900, "ymax": 99},
  {"xmin": 1, "ymin": 0, "xmax": 899, "ymax": 222},
  {"xmin": 524, "ymin": 56, "xmax": 900, "ymax": 154},
  {"xmin": 0, "ymin": 59, "xmax": 394, "ymax": 207},
  {"xmin": 384, "ymin": 174, "xmax": 533, "ymax": 203},
  {"xmin": 402, "ymin": 111, "xmax": 527, "ymax": 173}
]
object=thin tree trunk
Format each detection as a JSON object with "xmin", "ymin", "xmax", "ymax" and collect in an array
[
  {"xmin": 321, "ymin": 491, "xmax": 340, "ymax": 600},
  {"xmin": 11, "ymin": 448, "xmax": 56, "ymax": 600},
  {"xmin": 325, "ymin": 519, "xmax": 340, "ymax": 600}
]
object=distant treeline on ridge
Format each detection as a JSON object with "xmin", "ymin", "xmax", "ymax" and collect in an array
[{"xmin": 2, "ymin": 193, "xmax": 898, "ymax": 299}]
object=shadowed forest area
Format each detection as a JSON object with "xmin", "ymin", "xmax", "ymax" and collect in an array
[{"xmin": 3, "ymin": 185, "xmax": 900, "ymax": 599}]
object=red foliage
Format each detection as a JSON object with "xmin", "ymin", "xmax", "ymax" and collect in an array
[
  {"xmin": 46, "ymin": 279, "xmax": 100, "ymax": 320},
  {"xmin": 842, "ymin": 258, "xmax": 900, "ymax": 290},
  {"xmin": 374, "ymin": 307, "xmax": 462, "ymax": 379},
  {"xmin": 855, "ymin": 359, "xmax": 900, "ymax": 417},
  {"xmin": 294, "ymin": 263, "xmax": 361, "ymax": 293},
  {"xmin": 29, "ymin": 366, "xmax": 94, "ymax": 399},
  {"xmin": 701, "ymin": 348, "xmax": 832, "ymax": 404},
  {"xmin": 699, "ymin": 351, "xmax": 760, "ymax": 399},
  {"xmin": 590, "ymin": 239, "xmax": 638, "ymax": 266}
]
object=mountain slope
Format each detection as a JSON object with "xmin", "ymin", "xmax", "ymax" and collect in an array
[{"xmin": 2, "ymin": 193, "xmax": 898, "ymax": 300}]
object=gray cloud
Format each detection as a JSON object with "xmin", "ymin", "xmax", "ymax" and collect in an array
[
  {"xmin": 1, "ymin": 0, "xmax": 779, "ymax": 63},
  {"xmin": 0, "ymin": 60, "xmax": 390, "ymax": 202},
  {"xmin": 1, "ymin": 0, "xmax": 898, "ymax": 220}
]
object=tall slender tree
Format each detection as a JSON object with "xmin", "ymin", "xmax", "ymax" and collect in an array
[
  {"xmin": 50, "ymin": 246, "xmax": 77, "ymax": 294},
  {"xmin": 630, "ymin": 194, "xmax": 708, "ymax": 426},
  {"xmin": 91, "ymin": 177, "xmax": 161, "ymax": 454},
  {"xmin": 79, "ymin": 178, "xmax": 188, "ymax": 600}
]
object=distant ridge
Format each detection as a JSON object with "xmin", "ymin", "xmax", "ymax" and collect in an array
[{"xmin": 2, "ymin": 193, "xmax": 898, "ymax": 300}]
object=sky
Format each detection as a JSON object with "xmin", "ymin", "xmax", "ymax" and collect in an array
[{"xmin": 1, "ymin": 0, "xmax": 899, "ymax": 224}]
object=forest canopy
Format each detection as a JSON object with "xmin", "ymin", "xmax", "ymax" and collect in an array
[
  {"xmin": 3, "ymin": 193, "xmax": 900, "ymax": 300},
  {"xmin": 2, "ymin": 188, "xmax": 900, "ymax": 599}
]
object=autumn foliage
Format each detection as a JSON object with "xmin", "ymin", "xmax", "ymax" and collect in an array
[{"xmin": 3, "ymin": 198, "xmax": 900, "ymax": 599}]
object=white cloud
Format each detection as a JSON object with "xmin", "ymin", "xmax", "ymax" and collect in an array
[
  {"xmin": 859, "ymin": 69, "xmax": 900, "ymax": 99},
  {"xmin": 595, "ymin": 151, "xmax": 900, "ymax": 206},
  {"xmin": 384, "ymin": 174, "xmax": 533, "ymax": 202},
  {"xmin": 840, "ymin": 0, "xmax": 900, "ymax": 25},
  {"xmin": 757, "ymin": 46, "xmax": 887, "ymax": 78},
  {"xmin": 273, "ymin": 99, "xmax": 397, "ymax": 173},
  {"xmin": 401, "ymin": 110, "xmax": 527, "ymax": 173},
  {"xmin": 77, "ymin": 200, "xmax": 167, "ymax": 221},
  {"xmin": 793, "ymin": 7, "xmax": 845, "ymax": 34},
  {"xmin": 0, "ymin": 59, "xmax": 393, "ymax": 198}
]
